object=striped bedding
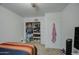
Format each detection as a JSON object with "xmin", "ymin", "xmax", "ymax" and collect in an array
[{"xmin": 0, "ymin": 42, "xmax": 37, "ymax": 55}]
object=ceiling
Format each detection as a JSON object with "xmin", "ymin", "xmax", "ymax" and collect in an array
[{"xmin": 1, "ymin": 3, "xmax": 69, "ymax": 17}]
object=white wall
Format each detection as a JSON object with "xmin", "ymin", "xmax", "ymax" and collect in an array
[
  {"xmin": 24, "ymin": 4, "xmax": 79, "ymax": 49},
  {"xmin": 24, "ymin": 17, "xmax": 45, "ymax": 44},
  {"xmin": 0, "ymin": 6, "xmax": 24, "ymax": 43},
  {"xmin": 0, "ymin": 3, "xmax": 79, "ymax": 53},
  {"xmin": 24, "ymin": 13, "xmax": 62, "ymax": 49},
  {"xmin": 62, "ymin": 4, "xmax": 79, "ymax": 49},
  {"xmin": 44, "ymin": 12, "xmax": 62, "ymax": 49}
]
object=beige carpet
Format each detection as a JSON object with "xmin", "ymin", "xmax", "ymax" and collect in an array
[{"xmin": 29, "ymin": 41, "xmax": 63, "ymax": 55}]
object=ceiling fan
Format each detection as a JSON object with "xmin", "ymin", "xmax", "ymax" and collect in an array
[
  {"xmin": 31, "ymin": 3, "xmax": 39, "ymax": 11},
  {"xmin": 31, "ymin": 3, "xmax": 37, "ymax": 8}
]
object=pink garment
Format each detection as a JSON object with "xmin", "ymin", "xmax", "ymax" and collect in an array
[{"xmin": 52, "ymin": 23, "xmax": 57, "ymax": 43}]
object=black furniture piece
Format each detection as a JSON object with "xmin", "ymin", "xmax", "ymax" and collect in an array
[
  {"xmin": 74, "ymin": 27, "xmax": 79, "ymax": 50},
  {"xmin": 66, "ymin": 39, "xmax": 72, "ymax": 55}
]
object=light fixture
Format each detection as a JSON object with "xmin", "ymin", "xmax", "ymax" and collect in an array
[{"xmin": 31, "ymin": 3, "xmax": 37, "ymax": 8}]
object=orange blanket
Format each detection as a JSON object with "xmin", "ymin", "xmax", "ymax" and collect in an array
[{"xmin": 0, "ymin": 42, "xmax": 37, "ymax": 55}]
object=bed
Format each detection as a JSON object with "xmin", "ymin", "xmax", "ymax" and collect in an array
[{"xmin": 0, "ymin": 42, "xmax": 37, "ymax": 55}]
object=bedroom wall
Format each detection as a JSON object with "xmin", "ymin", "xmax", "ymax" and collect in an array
[
  {"xmin": 44, "ymin": 12, "xmax": 62, "ymax": 49},
  {"xmin": 24, "ymin": 13, "xmax": 62, "ymax": 49},
  {"xmin": 62, "ymin": 3, "xmax": 79, "ymax": 49},
  {"xmin": 0, "ymin": 6, "xmax": 24, "ymax": 43}
]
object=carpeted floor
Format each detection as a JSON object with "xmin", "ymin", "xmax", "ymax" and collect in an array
[{"xmin": 29, "ymin": 41, "xmax": 63, "ymax": 55}]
